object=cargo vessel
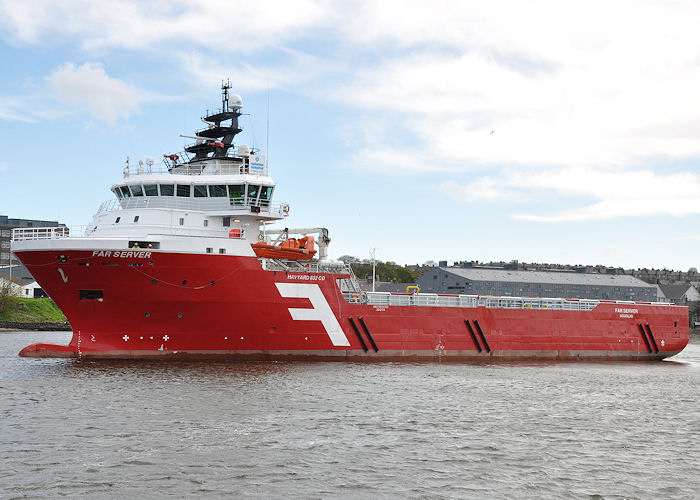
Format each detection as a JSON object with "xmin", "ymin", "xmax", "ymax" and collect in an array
[{"xmin": 12, "ymin": 85, "xmax": 689, "ymax": 361}]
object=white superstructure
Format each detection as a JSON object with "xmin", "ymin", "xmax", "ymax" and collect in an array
[{"xmin": 14, "ymin": 83, "xmax": 291, "ymax": 257}]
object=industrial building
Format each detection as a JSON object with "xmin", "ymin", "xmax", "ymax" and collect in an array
[
  {"xmin": 418, "ymin": 266, "xmax": 658, "ymax": 302},
  {"xmin": 1, "ymin": 215, "xmax": 64, "ymax": 297},
  {"xmin": 0, "ymin": 215, "xmax": 63, "ymax": 268}
]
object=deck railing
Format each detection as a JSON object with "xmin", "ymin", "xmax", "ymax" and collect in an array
[
  {"xmin": 97, "ymin": 197, "xmax": 287, "ymax": 216},
  {"xmin": 123, "ymin": 158, "xmax": 268, "ymax": 177},
  {"xmin": 358, "ymin": 292, "xmax": 671, "ymax": 311},
  {"xmin": 12, "ymin": 226, "xmax": 86, "ymax": 241}
]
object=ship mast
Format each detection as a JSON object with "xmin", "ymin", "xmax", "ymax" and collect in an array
[{"xmin": 185, "ymin": 79, "xmax": 243, "ymax": 161}]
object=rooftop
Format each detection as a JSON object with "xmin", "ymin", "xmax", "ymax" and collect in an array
[
  {"xmin": 658, "ymin": 283, "xmax": 694, "ymax": 299},
  {"xmin": 437, "ymin": 267, "xmax": 655, "ymax": 288}
]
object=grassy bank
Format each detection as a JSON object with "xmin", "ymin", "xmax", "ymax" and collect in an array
[{"xmin": 0, "ymin": 297, "xmax": 67, "ymax": 323}]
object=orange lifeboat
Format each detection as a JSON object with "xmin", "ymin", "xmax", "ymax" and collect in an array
[{"xmin": 251, "ymin": 236, "xmax": 316, "ymax": 261}]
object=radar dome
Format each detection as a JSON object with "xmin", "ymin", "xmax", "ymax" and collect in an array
[{"xmin": 229, "ymin": 94, "xmax": 243, "ymax": 109}]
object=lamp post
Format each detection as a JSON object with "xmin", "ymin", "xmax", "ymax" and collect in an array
[{"xmin": 370, "ymin": 248, "xmax": 376, "ymax": 292}]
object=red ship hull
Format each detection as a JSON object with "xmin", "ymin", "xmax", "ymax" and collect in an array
[{"xmin": 15, "ymin": 249, "xmax": 689, "ymax": 361}]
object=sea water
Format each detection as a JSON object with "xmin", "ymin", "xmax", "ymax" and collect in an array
[{"xmin": 1, "ymin": 332, "xmax": 699, "ymax": 499}]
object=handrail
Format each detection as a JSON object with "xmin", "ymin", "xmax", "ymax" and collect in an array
[
  {"xmin": 96, "ymin": 197, "xmax": 288, "ymax": 216},
  {"xmin": 361, "ymin": 292, "xmax": 675, "ymax": 311},
  {"xmin": 12, "ymin": 224, "xmax": 247, "ymax": 241},
  {"xmin": 123, "ymin": 158, "xmax": 268, "ymax": 177},
  {"xmin": 12, "ymin": 226, "xmax": 86, "ymax": 241},
  {"xmin": 263, "ymin": 259, "xmax": 353, "ymax": 275}
]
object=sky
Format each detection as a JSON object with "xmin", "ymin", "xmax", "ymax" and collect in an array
[{"xmin": 1, "ymin": 0, "xmax": 700, "ymax": 270}]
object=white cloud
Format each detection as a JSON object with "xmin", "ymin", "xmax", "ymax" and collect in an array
[
  {"xmin": 440, "ymin": 179, "xmax": 522, "ymax": 203},
  {"xmin": 7, "ymin": 1, "xmax": 700, "ymax": 167},
  {"xmin": 326, "ymin": 2, "xmax": 700, "ymax": 171},
  {"xmin": 176, "ymin": 47, "xmax": 336, "ymax": 95},
  {"xmin": 0, "ymin": 97, "xmax": 35, "ymax": 122},
  {"xmin": 0, "ymin": 0, "xmax": 331, "ymax": 53},
  {"xmin": 600, "ymin": 246, "xmax": 619, "ymax": 257},
  {"xmin": 48, "ymin": 62, "xmax": 141, "ymax": 124},
  {"xmin": 443, "ymin": 167, "xmax": 700, "ymax": 222},
  {"xmin": 4, "ymin": 0, "xmax": 700, "ymax": 224}
]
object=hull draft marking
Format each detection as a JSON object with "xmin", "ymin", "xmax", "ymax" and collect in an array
[{"xmin": 275, "ymin": 283, "xmax": 350, "ymax": 347}]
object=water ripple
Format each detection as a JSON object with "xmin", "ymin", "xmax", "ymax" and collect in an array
[{"xmin": 1, "ymin": 332, "xmax": 699, "ymax": 498}]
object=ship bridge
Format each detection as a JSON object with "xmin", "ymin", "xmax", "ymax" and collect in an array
[
  {"xmin": 106, "ymin": 81, "xmax": 286, "ymax": 223},
  {"xmin": 12, "ymin": 84, "xmax": 291, "ymax": 261}
]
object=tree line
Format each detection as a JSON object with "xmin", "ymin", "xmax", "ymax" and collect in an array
[{"xmin": 338, "ymin": 256, "xmax": 421, "ymax": 283}]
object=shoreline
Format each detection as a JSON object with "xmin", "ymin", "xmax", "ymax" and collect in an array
[{"xmin": 0, "ymin": 321, "xmax": 71, "ymax": 332}]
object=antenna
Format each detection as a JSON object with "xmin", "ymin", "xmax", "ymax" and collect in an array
[
  {"xmin": 222, "ymin": 78, "xmax": 231, "ymax": 112},
  {"xmin": 370, "ymin": 248, "xmax": 377, "ymax": 292},
  {"xmin": 266, "ymin": 80, "xmax": 270, "ymax": 162}
]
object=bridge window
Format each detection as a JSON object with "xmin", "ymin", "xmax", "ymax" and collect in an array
[
  {"xmin": 177, "ymin": 184, "xmax": 191, "ymax": 197},
  {"xmin": 194, "ymin": 185, "xmax": 208, "ymax": 197},
  {"xmin": 113, "ymin": 188, "xmax": 123, "ymax": 199},
  {"xmin": 143, "ymin": 184, "xmax": 158, "ymax": 196},
  {"xmin": 260, "ymin": 186, "xmax": 273, "ymax": 206},
  {"xmin": 209, "ymin": 185, "xmax": 227, "ymax": 197},
  {"xmin": 247, "ymin": 184, "xmax": 259, "ymax": 201},
  {"xmin": 131, "ymin": 185, "xmax": 144, "ymax": 197},
  {"xmin": 120, "ymin": 186, "xmax": 132, "ymax": 198},
  {"xmin": 229, "ymin": 185, "xmax": 245, "ymax": 205},
  {"xmin": 159, "ymin": 184, "xmax": 174, "ymax": 196}
]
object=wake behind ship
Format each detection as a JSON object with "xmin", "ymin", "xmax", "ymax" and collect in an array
[{"xmin": 11, "ymin": 84, "xmax": 689, "ymax": 361}]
